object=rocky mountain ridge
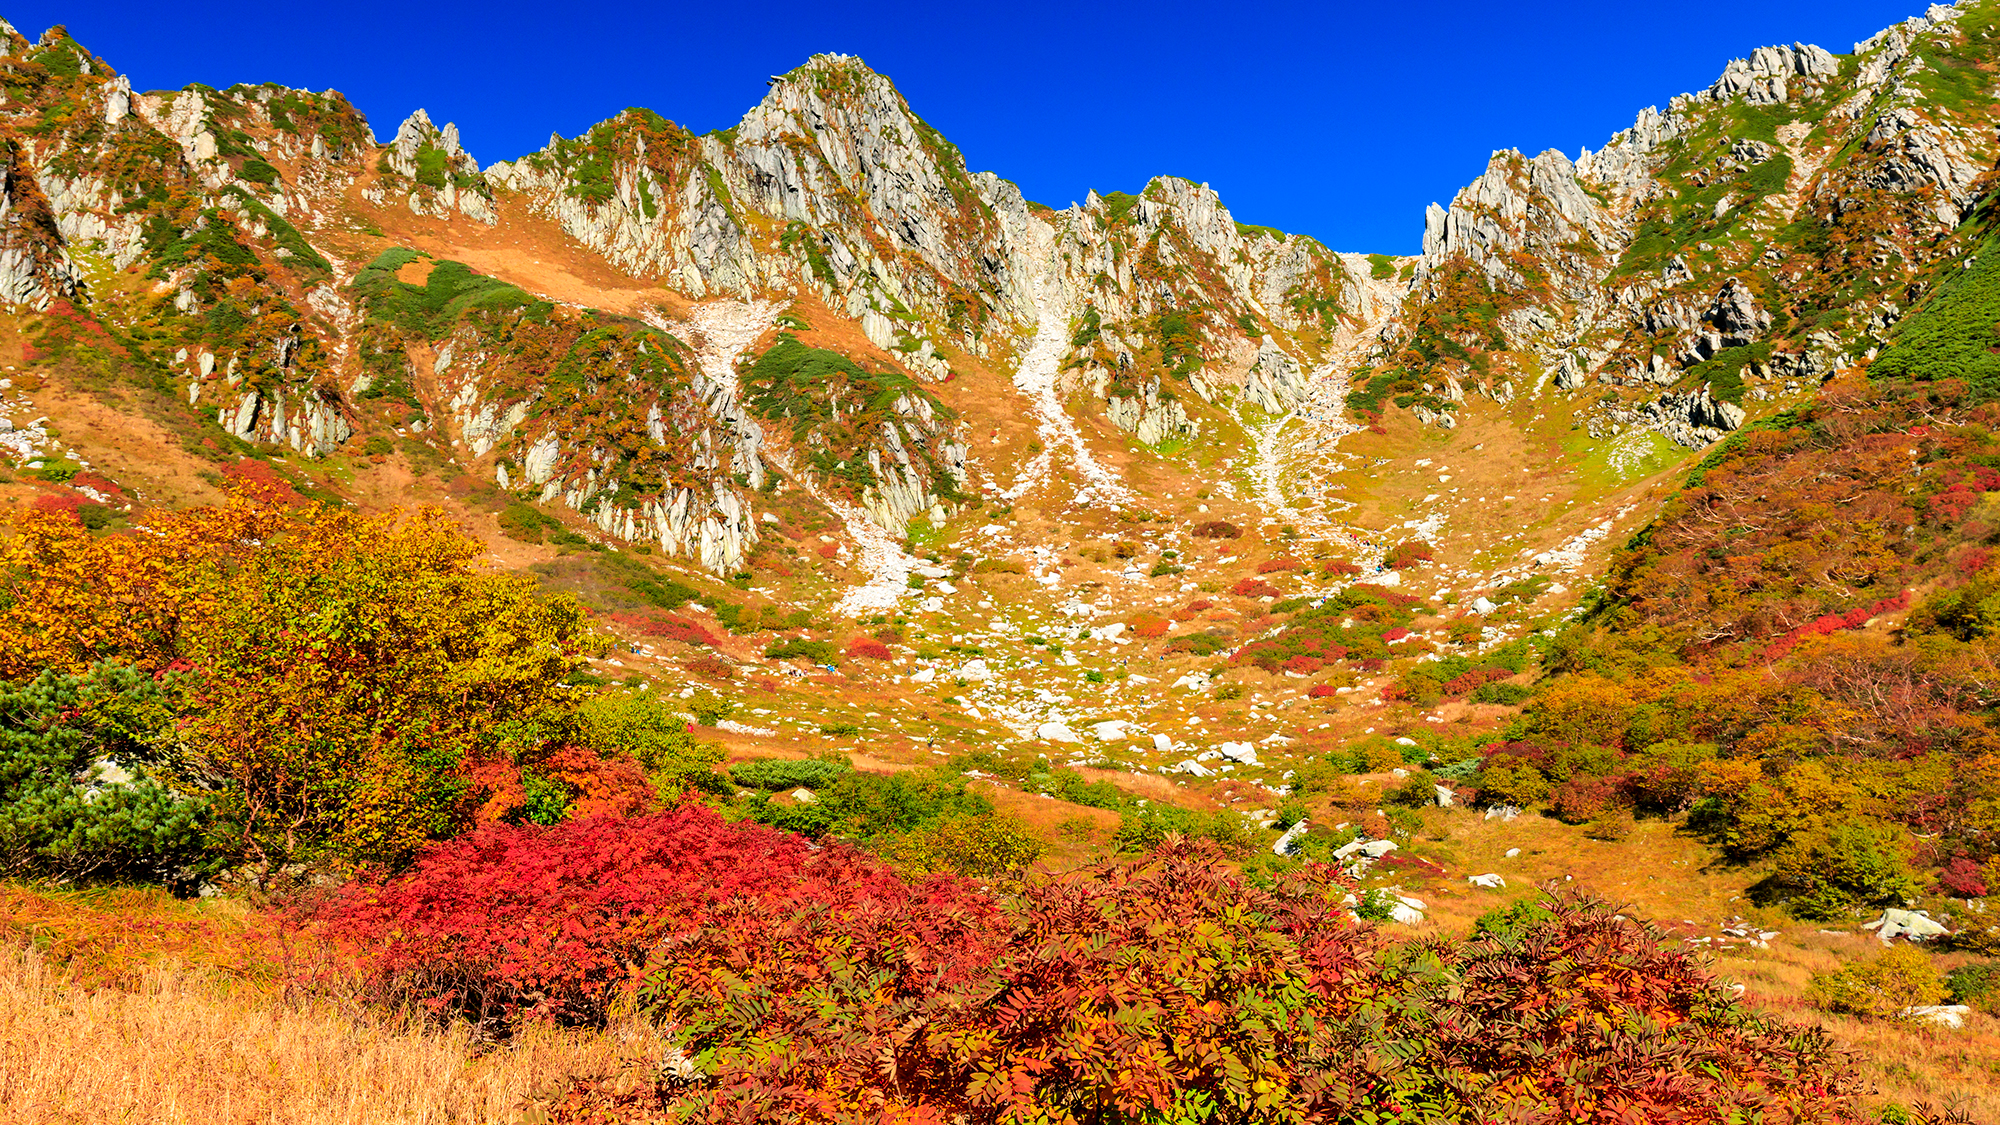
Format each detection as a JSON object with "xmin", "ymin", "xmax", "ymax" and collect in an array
[
  {"xmin": 1379, "ymin": 1, "xmax": 1996, "ymax": 448},
  {"xmin": 0, "ymin": 3, "xmax": 1995, "ymax": 595}
]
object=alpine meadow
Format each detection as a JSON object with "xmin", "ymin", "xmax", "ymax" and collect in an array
[{"xmin": 7, "ymin": 3, "xmax": 2000, "ymax": 1122}]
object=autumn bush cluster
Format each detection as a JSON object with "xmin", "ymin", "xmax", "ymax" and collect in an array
[
  {"xmin": 316, "ymin": 812, "xmax": 1865, "ymax": 1123},
  {"xmin": 0, "ymin": 497, "xmax": 719, "ymax": 879},
  {"xmin": 1229, "ymin": 583, "xmax": 1425, "ymax": 674},
  {"xmin": 1455, "ymin": 375, "xmax": 2000, "ymax": 921}
]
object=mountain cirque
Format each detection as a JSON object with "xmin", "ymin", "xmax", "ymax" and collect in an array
[{"xmin": 10, "ymin": 2, "xmax": 2000, "ymax": 1116}]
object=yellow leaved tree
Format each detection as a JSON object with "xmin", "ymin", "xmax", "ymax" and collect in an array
[{"xmin": 0, "ymin": 496, "xmax": 599, "ymax": 869}]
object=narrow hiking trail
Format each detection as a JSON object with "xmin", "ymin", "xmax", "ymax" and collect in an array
[
  {"xmin": 669, "ymin": 299, "xmax": 918, "ymax": 617},
  {"xmin": 1001, "ymin": 270, "xmax": 1132, "ymax": 508}
]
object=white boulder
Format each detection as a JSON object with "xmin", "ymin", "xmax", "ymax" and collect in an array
[
  {"xmin": 1863, "ymin": 908, "xmax": 1949, "ymax": 943},
  {"xmin": 1903, "ymin": 1005, "xmax": 1971, "ymax": 1029},
  {"xmin": 1217, "ymin": 741, "xmax": 1259, "ymax": 764},
  {"xmin": 1273, "ymin": 820, "xmax": 1309, "ymax": 856}
]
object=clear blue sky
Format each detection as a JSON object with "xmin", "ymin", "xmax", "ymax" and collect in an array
[{"xmin": 11, "ymin": 0, "xmax": 1927, "ymax": 253}]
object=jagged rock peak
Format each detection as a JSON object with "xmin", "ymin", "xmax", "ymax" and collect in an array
[
  {"xmin": 1857, "ymin": 1, "xmax": 1967, "ymax": 53},
  {"xmin": 1418, "ymin": 148, "xmax": 1606, "ymax": 282},
  {"xmin": 738, "ymin": 52, "xmax": 933, "ymax": 151},
  {"xmin": 1704, "ymin": 43, "xmax": 1841, "ymax": 105},
  {"xmin": 0, "ymin": 140, "xmax": 81, "ymax": 310},
  {"xmin": 385, "ymin": 108, "xmax": 480, "ymax": 177}
]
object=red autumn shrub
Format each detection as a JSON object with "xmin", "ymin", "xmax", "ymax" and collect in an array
[
  {"xmin": 816, "ymin": 541, "xmax": 841, "ymax": 559},
  {"xmin": 1127, "ymin": 613, "xmax": 1169, "ymax": 639},
  {"xmin": 1308, "ymin": 684, "xmax": 1341, "ymax": 698},
  {"xmin": 466, "ymin": 745, "xmax": 654, "ymax": 828},
  {"xmin": 1282, "ymin": 654, "xmax": 1324, "ymax": 674},
  {"xmin": 70, "ymin": 471, "xmax": 124, "ymax": 497},
  {"xmin": 1384, "ymin": 539, "xmax": 1434, "ymax": 569},
  {"xmin": 619, "ymin": 850, "xmax": 1863, "ymax": 1123},
  {"xmin": 1401, "ymin": 894, "xmax": 1860, "ymax": 1119},
  {"xmin": 1549, "ymin": 773, "xmax": 1628, "ymax": 825},
  {"xmin": 1257, "ymin": 557, "xmax": 1302, "ymax": 573},
  {"xmin": 638, "ymin": 851, "xmax": 1005, "ymax": 1119},
  {"xmin": 1442, "ymin": 666, "xmax": 1512, "ymax": 696},
  {"xmin": 683, "ymin": 654, "xmax": 733, "ymax": 680},
  {"xmin": 1230, "ymin": 578, "xmax": 1279, "ymax": 598},
  {"xmin": 28, "ymin": 493, "xmax": 80, "ymax": 516},
  {"xmin": 28, "ymin": 298, "xmax": 126, "ymax": 360},
  {"xmin": 318, "ymin": 805, "xmax": 815, "ymax": 1025},
  {"xmin": 1939, "ymin": 855, "xmax": 1989, "ymax": 898},
  {"xmin": 645, "ymin": 842, "xmax": 1387, "ymax": 1123},
  {"xmin": 604, "ymin": 612, "xmax": 720, "ymax": 646},
  {"xmin": 1382, "ymin": 626, "xmax": 1411, "ymax": 642},
  {"xmin": 1758, "ymin": 592, "xmax": 1908, "ymax": 661},
  {"xmin": 847, "ymin": 638, "xmax": 894, "ymax": 660},
  {"xmin": 1321, "ymin": 559, "xmax": 1363, "ymax": 578},
  {"xmin": 1192, "ymin": 520, "xmax": 1242, "ymax": 539}
]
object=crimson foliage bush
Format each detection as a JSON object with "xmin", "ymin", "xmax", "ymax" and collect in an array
[
  {"xmin": 1385, "ymin": 539, "xmax": 1435, "ymax": 569},
  {"xmin": 1549, "ymin": 773, "xmax": 1630, "ymax": 825},
  {"xmin": 644, "ymin": 841, "xmax": 1390, "ymax": 1123},
  {"xmin": 330, "ymin": 815, "xmax": 1870, "ymax": 1122},
  {"xmin": 316, "ymin": 806, "xmax": 813, "ymax": 1024}
]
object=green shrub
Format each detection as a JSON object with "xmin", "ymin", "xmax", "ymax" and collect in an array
[
  {"xmin": 872, "ymin": 812, "xmax": 1044, "ymax": 882},
  {"xmin": 1472, "ymin": 681, "xmax": 1533, "ymax": 706},
  {"xmin": 687, "ymin": 689, "xmax": 735, "ymax": 727},
  {"xmin": 1470, "ymin": 899, "xmax": 1556, "ymax": 943},
  {"xmin": 1872, "ymin": 212, "xmax": 2000, "ymax": 398},
  {"xmin": 1807, "ymin": 945, "xmax": 1948, "ymax": 1019},
  {"xmin": 1355, "ymin": 887, "xmax": 1397, "ymax": 921},
  {"xmin": 1944, "ymin": 961, "xmax": 2000, "ymax": 1013},
  {"xmin": 1384, "ymin": 806, "xmax": 1423, "ymax": 839},
  {"xmin": 753, "ymin": 768, "xmax": 990, "ymax": 842},
  {"xmin": 1032, "ymin": 768, "xmax": 1127, "ymax": 811},
  {"xmin": 765, "ymin": 638, "xmax": 837, "ymax": 663},
  {"xmin": 351, "ymin": 249, "xmax": 535, "ymax": 338},
  {"xmin": 497, "ymin": 502, "xmax": 560, "ymax": 543},
  {"xmin": 1385, "ymin": 770, "xmax": 1441, "ymax": 808},
  {"xmin": 1763, "ymin": 820, "xmax": 1919, "ymax": 921},
  {"xmin": 1113, "ymin": 804, "xmax": 1254, "ymax": 857},
  {"xmin": 577, "ymin": 692, "xmax": 728, "ymax": 795},
  {"xmin": 729, "ymin": 756, "xmax": 852, "ymax": 791},
  {"xmin": 0, "ymin": 665, "xmax": 209, "ymax": 884}
]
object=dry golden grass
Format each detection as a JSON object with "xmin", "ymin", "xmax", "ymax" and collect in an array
[
  {"xmin": 0, "ymin": 946, "xmax": 656, "ymax": 1125},
  {"xmin": 1716, "ymin": 934, "xmax": 2000, "ymax": 1122}
]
